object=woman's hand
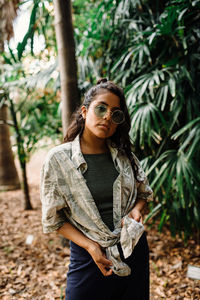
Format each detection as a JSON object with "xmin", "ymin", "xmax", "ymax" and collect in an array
[
  {"xmin": 122, "ymin": 198, "xmax": 146, "ymax": 225},
  {"xmin": 57, "ymin": 223, "xmax": 113, "ymax": 277},
  {"xmin": 87, "ymin": 241, "xmax": 113, "ymax": 277},
  {"xmin": 128, "ymin": 207, "xmax": 143, "ymax": 223},
  {"xmin": 121, "ymin": 207, "xmax": 143, "ymax": 226}
]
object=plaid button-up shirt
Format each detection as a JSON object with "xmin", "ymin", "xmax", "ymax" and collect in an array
[{"xmin": 40, "ymin": 135, "xmax": 153, "ymax": 276}]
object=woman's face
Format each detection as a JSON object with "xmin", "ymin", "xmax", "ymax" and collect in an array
[{"xmin": 81, "ymin": 92, "xmax": 121, "ymax": 140}]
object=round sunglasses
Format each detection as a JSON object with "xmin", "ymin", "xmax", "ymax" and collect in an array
[{"xmin": 93, "ymin": 104, "xmax": 125, "ymax": 124}]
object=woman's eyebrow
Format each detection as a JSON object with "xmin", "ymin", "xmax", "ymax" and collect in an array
[{"xmin": 98, "ymin": 101, "xmax": 120, "ymax": 110}]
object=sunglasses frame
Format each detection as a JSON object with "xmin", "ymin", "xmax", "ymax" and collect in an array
[{"xmin": 93, "ymin": 104, "xmax": 125, "ymax": 125}]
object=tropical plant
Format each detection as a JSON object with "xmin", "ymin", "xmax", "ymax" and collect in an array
[
  {"xmin": 1, "ymin": 0, "xmax": 199, "ymax": 238},
  {"xmin": 0, "ymin": 0, "xmax": 21, "ymax": 191},
  {"xmin": 0, "ymin": 0, "xmax": 62, "ymax": 208},
  {"xmin": 0, "ymin": 61, "xmax": 62, "ymax": 208},
  {"xmin": 73, "ymin": 0, "xmax": 200, "ymax": 240}
]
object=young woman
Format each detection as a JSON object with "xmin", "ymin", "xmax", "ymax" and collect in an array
[{"xmin": 40, "ymin": 78, "xmax": 153, "ymax": 300}]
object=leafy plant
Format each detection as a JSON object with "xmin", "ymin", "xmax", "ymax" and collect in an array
[
  {"xmin": 0, "ymin": 0, "xmax": 61, "ymax": 208},
  {"xmin": 1, "ymin": 0, "xmax": 199, "ymax": 238},
  {"xmin": 73, "ymin": 0, "xmax": 200, "ymax": 239}
]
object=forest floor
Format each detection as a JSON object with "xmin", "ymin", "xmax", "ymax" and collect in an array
[{"xmin": 0, "ymin": 149, "xmax": 199, "ymax": 300}]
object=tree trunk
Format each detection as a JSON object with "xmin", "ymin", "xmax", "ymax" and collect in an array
[
  {"xmin": 0, "ymin": 1, "xmax": 21, "ymax": 191},
  {"xmin": 8, "ymin": 98, "xmax": 33, "ymax": 210},
  {"xmin": 53, "ymin": 0, "xmax": 80, "ymax": 136},
  {"xmin": 21, "ymin": 160, "xmax": 32, "ymax": 210},
  {"xmin": 0, "ymin": 104, "xmax": 20, "ymax": 191},
  {"xmin": 0, "ymin": 0, "xmax": 32, "ymax": 208}
]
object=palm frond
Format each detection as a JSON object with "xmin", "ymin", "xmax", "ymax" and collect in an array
[
  {"xmin": 172, "ymin": 117, "xmax": 200, "ymax": 159},
  {"xmin": 129, "ymin": 102, "xmax": 166, "ymax": 147}
]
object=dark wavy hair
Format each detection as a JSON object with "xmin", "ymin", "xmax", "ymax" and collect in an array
[{"xmin": 63, "ymin": 78, "xmax": 139, "ymax": 179}]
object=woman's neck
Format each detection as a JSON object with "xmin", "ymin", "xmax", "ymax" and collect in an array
[{"xmin": 80, "ymin": 132, "xmax": 109, "ymax": 154}]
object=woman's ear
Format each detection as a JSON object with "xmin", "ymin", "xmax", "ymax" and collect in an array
[{"xmin": 81, "ymin": 106, "xmax": 87, "ymax": 120}]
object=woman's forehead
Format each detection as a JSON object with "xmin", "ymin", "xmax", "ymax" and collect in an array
[{"xmin": 92, "ymin": 92, "xmax": 121, "ymax": 108}]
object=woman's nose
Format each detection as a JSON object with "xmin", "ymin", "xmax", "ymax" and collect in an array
[{"xmin": 103, "ymin": 110, "xmax": 112, "ymax": 121}]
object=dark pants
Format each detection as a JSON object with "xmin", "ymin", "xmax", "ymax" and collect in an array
[{"xmin": 65, "ymin": 232, "xmax": 149, "ymax": 300}]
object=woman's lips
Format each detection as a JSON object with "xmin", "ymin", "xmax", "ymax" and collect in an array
[{"xmin": 98, "ymin": 124, "xmax": 109, "ymax": 130}]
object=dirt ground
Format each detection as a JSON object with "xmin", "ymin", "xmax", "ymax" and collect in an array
[{"xmin": 0, "ymin": 149, "xmax": 199, "ymax": 299}]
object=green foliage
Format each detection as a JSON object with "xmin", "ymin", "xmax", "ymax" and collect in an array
[
  {"xmin": 74, "ymin": 0, "xmax": 200, "ymax": 239},
  {"xmin": 3, "ymin": 0, "xmax": 56, "ymax": 64},
  {"xmin": 17, "ymin": 0, "xmax": 40, "ymax": 60},
  {"xmin": 0, "ymin": 0, "xmax": 61, "ymax": 206},
  {"xmin": 12, "ymin": 89, "xmax": 61, "ymax": 155},
  {"xmin": 1, "ymin": 0, "xmax": 199, "ymax": 237},
  {"xmin": 0, "ymin": 62, "xmax": 62, "ymax": 160},
  {"xmin": 1, "ymin": 0, "xmax": 60, "ymax": 153}
]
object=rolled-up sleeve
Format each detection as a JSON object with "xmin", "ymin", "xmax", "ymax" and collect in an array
[
  {"xmin": 132, "ymin": 153, "xmax": 153, "ymax": 202},
  {"xmin": 40, "ymin": 155, "xmax": 67, "ymax": 233}
]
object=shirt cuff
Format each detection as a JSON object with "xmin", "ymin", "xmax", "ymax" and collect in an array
[{"xmin": 42, "ymin": 221, "xmax": 66, "ymax": 234}]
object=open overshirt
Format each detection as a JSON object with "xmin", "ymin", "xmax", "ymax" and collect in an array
[{"xmin": 40, "ymin": 135, "xmax": 153, "ymax": 276}]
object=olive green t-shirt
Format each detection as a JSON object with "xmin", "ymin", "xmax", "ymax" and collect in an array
[{"xmin": 83, "ymin": 153, "xmax": 119, "ymax": 231}]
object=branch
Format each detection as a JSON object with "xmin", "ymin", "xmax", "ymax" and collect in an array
[{"xmin": 0, "ymin": 119, "xmax": 15, "ymax": 127}]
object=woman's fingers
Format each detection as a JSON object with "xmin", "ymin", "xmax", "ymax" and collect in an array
[
  {"xmin": 98, "ymin": 262, "xmax": 113, "ymax": 276},
  {"xmin": 95, "ymin": 255, "xmax": 113, "ymax": 276},
  {"xmin": 87, "ymin": 241, "xmax": 113, "ymax": 276},
  {"xmin": 128, "ymin": 209, "xmax": 143, "ymax": 223},
  {"xmin": 103, "ymin": 267, "xmax": 113, "ymax": 276},
  {"xmin": 99, "ymin": 255, "xmax": 112, "ymax": 267},
  {"xmin": 134, "ymin": 214, "xmax": 142, "ymax": 222}
]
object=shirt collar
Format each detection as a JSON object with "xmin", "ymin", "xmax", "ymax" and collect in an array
[
  {"xmin": 71, "ymin": 135, "xmax": 86, "ymax": 170},
  {"xmin": 106, "ymin": 139, "xmax": 118, "ymax": 161},
  {"xmin": 71, "ymin": 134, "xmax": 119, "ymax": 171}
]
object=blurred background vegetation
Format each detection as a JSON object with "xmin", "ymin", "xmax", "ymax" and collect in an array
[{"xmin": 0, "ymin": 0, "xmax": 199, "ymax": 240}]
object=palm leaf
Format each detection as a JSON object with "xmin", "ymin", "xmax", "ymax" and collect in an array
[
  {"xmin": 129, "ymin": 101, "xmax": 167, "ymax": 148},
  {"xmin": 172, "ymin": 117, "xmax": 200, "ymax": 139},
  {"xmin": 144, "ymin": 203, "xmax": 162, "ymax": 224},
  {"xmin": 17, "ymin": 0, "xmax": 40, "ymax": 60}
]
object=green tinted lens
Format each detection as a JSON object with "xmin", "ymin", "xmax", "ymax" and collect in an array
[
  {"xmin": 112, "ymin": 110, "xmax": 125, "ymax": 124},
  {"xmin": 94, "ymin": 104, "xmax": 124, "ymax": 124},
  {"xmin": 94, "ymin": 104, "xmax": 107, "ymax": 117}
]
